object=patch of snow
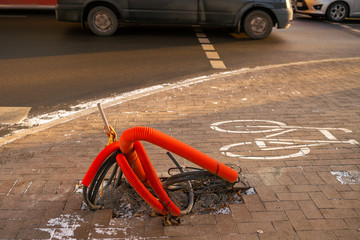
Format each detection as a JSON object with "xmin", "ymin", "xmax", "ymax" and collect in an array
[
  {"xmin": 331, "ymin": 171, "xmax": 360, "ymax": 184},
  {"xmin": 242, "ymin": 187, "xmax": 256, "ymax": 195},
  {"xmin": 38, "ymin": 214, "xmax": 84, "ymax": 239}
]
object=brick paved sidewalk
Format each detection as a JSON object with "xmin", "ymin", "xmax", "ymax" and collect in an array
[{"xmin": 0, "ymin": 58, "xmax": 359, "ymax": 239}]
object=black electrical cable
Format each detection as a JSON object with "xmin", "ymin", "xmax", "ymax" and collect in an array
[
  {"xmin": 106, "ymin": 164, "xmax": 119, "ymax": 187},
  {"xmin": 166, "ymin": 152, "xmax": 194, "ymax": 215},
  {"xmin": 83, "ymin": 150, "xmax": 122, "ymax": 210},
  {"xmin": 115, "ymin": 168, "xmax": 123, "ymax": 188},
  {"xmin": 90, "ymin": 156, "xmax": 117, "ymax": 203}
]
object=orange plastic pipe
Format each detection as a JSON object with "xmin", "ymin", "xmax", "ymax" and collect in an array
[
  {"xmin": 119, "ymin": 126, "xmax": 238, "ymax": 183},
  {"xmin": 134, "ymin": 141, "xmax": 181, "ymax": 216},
  {"xmin": 82, "ymin": 142, "xmax": 120, "ymax": 187},
  {"xmin": 116, "ymin": 153, "xmax": 167, "ymax": 215}
]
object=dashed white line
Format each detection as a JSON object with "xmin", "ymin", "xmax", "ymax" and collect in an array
[
  {"xmin": 194, "ymin": 27, "xmax": 226, "ymax": 69},
  {"xmin": 201, "ymin": 44, "xmax": 215, "ymax": 51},
  {"xmin": 205, "ymin": 52, "xmax": 220, "ymax": 59},
  {"xmin": 210, "ymin": 60, "xmax": 226, "ymax": 69}
]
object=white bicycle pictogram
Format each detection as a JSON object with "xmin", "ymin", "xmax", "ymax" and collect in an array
[{"xmin": 210, "ymin": 120, "xmax": 359, "ymax": 160}]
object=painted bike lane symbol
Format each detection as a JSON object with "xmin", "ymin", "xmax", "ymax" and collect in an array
[{"xmin": 210, "ymin": 120, "xmax": 359, "ymax": 160}]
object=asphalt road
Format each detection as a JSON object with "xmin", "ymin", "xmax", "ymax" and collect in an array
[{"xmin": 0, "ymin": 10, "xmax": 359, "ymax": 124}]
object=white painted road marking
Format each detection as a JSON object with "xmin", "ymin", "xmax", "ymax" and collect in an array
[
  {"xmin": 212, "ymin": 120, "xmax": 359, "ymax": 160},
  {"xmin": 194, "ymin": 27, "xmax": 226, "ymax": 69}
]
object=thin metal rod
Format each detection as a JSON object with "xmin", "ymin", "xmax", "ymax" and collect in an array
[{"xmin": 97, "ymin": 103, "xmax": 110, "ymax": 131}]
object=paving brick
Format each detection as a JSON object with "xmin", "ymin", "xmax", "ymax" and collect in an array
[
  {"xmin": 251, "ymin": 211, "xmax": 288, "ymax": 222},
  {"xmin": 343, "ymin": 218, "xmax": 360, "ymax": 230},
  {"xmin": 334, "ymin": 229, "xmax": 360, "ymax": 240},
  {"xmin": 236, "ymin": 222, "xmax": 275, "ymax": 234},
  {"xmin": 309, "ymin": 219, "xmax": 348, "ymax": 230},
  {"xmin": 221, "ymin": 233, "xmax": 259, "ymax": 240},
  {"xmin": 276, "ymin": 192, "xmax": 310, "ymax": 201},
  {"xmin": 16, "ymin": 227, "xmax": 52, "ymax": 239},
  {"xmin": 164, "ymin": 225, "xmax": 200, "ymax": 237},
  {"xmin": 63, "ymin": 193, "xmax": 83, "ymax": 211},
  {"xmin": 272, "ymin": 221, "xmax": 299, "ymax": 240},
  {"xmin": 297, "ymin": 230, "xmax": 337, "ymax": 240},
  {"xmin": 289, "ymin": 173, "xmax": 310, "ymax": 185},
  {"xmin": 320, "ymin": 208, "xmax": 359, "ymax": 219},
  {"xmin": 183, "ymin": 214, "xmax": 216, "ymax": 225},
  {"xmin": 258, "ymin": 232, "xmax": 278, "ymax": 240},
  {"xmin": 264, "ymin": 201, "xmax": 299, "ymax": 211},
  {"xmin": 317, "ymin": 172, "xmax": 341, "ymax": 185},
  {"xmin": 331, "ymin": 199, "xmax": 360, "ymax": 209},
  {"xmin": 308, "ymin": 192, "xmax": 334, "ymax": 208},
  {"xmin": 242, "ymin": 194, "xmax": 266, "ymax": 212},
  {"xmin": 198, "ymin": 224, "xmax": 219, "ymax": 236},
  {"xmin": 340, "ymin": 191, "xmax": 360, "ymax": 200},
  {"xmin": 287, "ymin": 185, "xmax": 320, "ymax": 193},
  {"xmin": 286, "ymin": 210, "xmax": 312, "ymax": 231},
  {"xmin": 254, "ymin": 186, "xmax": 278, "ymax": 202},
  {"xmin": 319, "ymin": 185, "xmax": 342, "ymax": 199},
  {"xmin": 274, "ymin": 174, "xmax": 295, "ymax": 186},
  {"xmin": 298, "ymin": 201, "xmax": 323, "ymax": 219},
  {"xmin": 0, "ymin": 219, "xmax": 25, "ymax": 239},
  {"xmin": 215, "ymin": 214, "xmax": 238, "ymax": 235},
  {"xmin": 303, "ymin": 172, "xmax": 326, "ymax": 185},
  {"xmin": 230, "ymin": 204, "xmax": 252, "ymax": 223}
]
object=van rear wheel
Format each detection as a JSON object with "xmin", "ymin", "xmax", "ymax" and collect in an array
[
  {"xmin": 87, "ymin": 6, "xmax": 118, "ymax": 36},
  {"xmin": 243, "ymin": 10, "xmax": 273, "ymax": 40}
]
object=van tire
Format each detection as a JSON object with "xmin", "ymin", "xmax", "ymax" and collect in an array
[
  {"xmin": 243, "ymin": 10, "xmax": 273, "ymax": 40},
  {"xmin": 88, "ymin": 6, "xmax": 118, "ymax": 36}
]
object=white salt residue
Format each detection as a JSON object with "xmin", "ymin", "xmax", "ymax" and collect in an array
[
  {"xmin": 19, "ymin": 85, "xmax": 164, "ymax": 128},
  {"xmin": 331, "ymin": 171, "xmax": 360, "ymax": 184},
  {"xmin": 212, "ymin": 207, "xmax": 231, "ymax": 215},
  {"xmin": 95, "ymin": 227, "xmax": 119, "ymax": 235},
  {"xmin": 38, "ymin": 214, "xmax": 84, "ymax": 239},
  {"xmin": 242, "ymin": 187, "xmax": 256, "ymax": 195}
]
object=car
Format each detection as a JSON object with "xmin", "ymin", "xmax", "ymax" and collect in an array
[
  {"xmin": 294, "ymin": 0, "xmax": 360, "ymax": 22},
  {"xmin": 55, "ymin": 0, "xmax": 293, "ymax": 40}
]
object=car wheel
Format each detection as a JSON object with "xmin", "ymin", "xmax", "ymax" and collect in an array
[
  {"xmin": 326, "ymin": 1, "xmax": 348, "ymax": 22},
  {"xmin": 243, "ymin": 10, "xmax": 273, "ymax": 40},
  {"xmin": 87, "ymin": 6, "xmax": 118, "ymax": 36}
]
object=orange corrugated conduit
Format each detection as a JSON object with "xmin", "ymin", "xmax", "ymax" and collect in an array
[
  {"xmin": 119, "ymin": 126, "xmax": 238, "ymax": 183},
  {"xmin": 82, "ymin": 126, "xmax": 238, "ymax": 217}
]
